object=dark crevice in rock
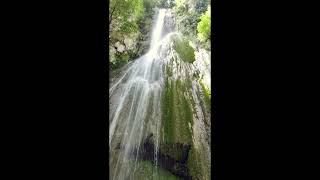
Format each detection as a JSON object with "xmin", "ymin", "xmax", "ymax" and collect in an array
[{"xmin": 116, "ymin": 134, "xmax": 192, "ymax": 179}]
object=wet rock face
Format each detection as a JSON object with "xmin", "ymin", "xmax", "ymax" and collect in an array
[
  {"xmin": 140, "ymin": 141, "xmax": 192, "ymax": 179},
  {"xmin": 162, "ymin": 9, "xmax": 176, "ymax": 34},
  {"xmin": 194, "ymin": 48, "xmax": 211, "ymax": 89},
  {"xmin": 117, "ymin": 134, "xmax": 192, "ymax": 179},
  {"xmin": 161, "ymin": 36, "xmax": 211, "ymax": 179},
  {"xmin": 109, "ymin": 9, "xmax": 211, "ymax": 180}
]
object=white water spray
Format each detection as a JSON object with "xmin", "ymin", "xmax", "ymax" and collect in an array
[
  {"xmin": 109, "ymin": 9, "xmax": 171, "ymax": 180},
  {"xmin": 150, "ymin": 9, "xmax": 166, "ymax": 49},
  {"xmin": 109, "ymin": 7, "xmax": 211, "ymax": 180}
]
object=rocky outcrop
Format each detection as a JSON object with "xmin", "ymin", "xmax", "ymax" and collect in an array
[
  {"xmin": 193, "ymin": 48, "xmax": 211, "ymax": 90},
  {"xmin": 110, "ymin": 24, "xmax": 152, "ymax": 69},
  {"xmin": 124, "ymin": 38, "xmax": 135, "ymax": 50},
  {"xmin": 114, "ymin": 41, "xmax": 125, "ymax": 53},
  {"xmin": 116, "ymin": 134, "xmax": 192, "ymax": 179}
]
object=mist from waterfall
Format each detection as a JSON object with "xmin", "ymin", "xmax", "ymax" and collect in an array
[{"xmin": 109, "ymin": 9, "xmax": 173, "ymax": 180}]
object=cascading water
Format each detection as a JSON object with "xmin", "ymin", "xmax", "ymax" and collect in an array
[
  {"xmin": 109, "ymin": 8, "xmax": 211, "ymax": 180},
  {"xmin": 109, "ymin": 9, "xmax": 170, "ymax": 180}
]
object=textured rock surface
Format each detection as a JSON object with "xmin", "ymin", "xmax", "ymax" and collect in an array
[
  {"xmin": 115, "ymin": 41, "xmax": 125, "ymax": 53},
  {"xmin": 124, "ymin": 38, "xmax": 135, "ymax": 50}
]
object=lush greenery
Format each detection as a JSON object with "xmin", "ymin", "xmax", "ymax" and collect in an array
[
  {"xmin": 197, "ymin": 5, "xmax": 211, "ymax": 42},
  {"xmin": 200, "ymin": 79, "xmax": 211, "ymax": 108},
  {"xmin": 109, "ymin": 0, "xmax": 158, "ymax": 70},
  {"xmin": 109, "ymin": 0, "xmax": 212, "ymax": 70},
  {"xmin": 109, "ymin": 0, "xmax": 144, "ymax": 35},
  {"xmin": 109, "ymin": 1, "xmax": 212, "ymax": 179},
  {"xmin": 173, "ymin": 0, "xmax": 211, "ymax": 49}
]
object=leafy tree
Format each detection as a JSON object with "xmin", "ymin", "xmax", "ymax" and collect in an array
[
  {"xmin": 109, "ymin": 0, "xmax": 160, "ymax": 70},
  {"xmin": 197, "ymin": 5, "xmax": 211, "ymax": 42},
  {"xmin": 109, "ymin": 0, "xmax": 144, "ymax": 34}
]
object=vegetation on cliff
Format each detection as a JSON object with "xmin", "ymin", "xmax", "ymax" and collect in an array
[
  {"xmin": 109, "ymin": 0, "xmax": 158, "ymax": 70},
  {"xmin": 109, "ymin": 0, "xmax": 212, "ymax": 70},
  {"xmin": 108, "ymin": 0, "xmax": 212, "ymax": 179}
]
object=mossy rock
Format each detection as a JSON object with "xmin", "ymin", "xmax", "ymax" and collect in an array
[
  {"xmin": 199, "ymin": 80, "xmax": 211, "ymax": 108},
  {"xmin": 131, "ymin": 160, "xmax": 179, "ymax": 180},
  {"xmin": 187, "ymin": 148, "xmax": 202, "ymax": 180},
  {"xmin": 173, "ymin": 36, "xmax": 195, "ymax": 63},
  {"xmin": 110, "ymin": 53, "xmax": 129, "ymax": 70},
  {"xmin": 162, "ymin": 78, "xmax": 193, "ymax": 145}
]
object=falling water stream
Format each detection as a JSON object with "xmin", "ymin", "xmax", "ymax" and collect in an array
[
  {"xmin": 109, "ymin": 8, "xmax": 211, "ymax": 180},
  {"xmin": 109, "ymin": 9, "xmax": 170, "ymax": 180}
]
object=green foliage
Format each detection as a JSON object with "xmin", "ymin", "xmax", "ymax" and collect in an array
[
  {"xmin": 119, "ymin": 21, "xmax": 139, "ymax": 33},
  {"xmin": 173, "ymin": 0, "xmax": 211, "ymax": 48},
  {"xmin": 197, "ymin": 5, "xmax": 211, "ymax": 42},
  {"xmin": 109, "ymin": 0, "xmax": 156, "ymax": 70},
  {"xmin": 178, "ymin": 12, "xmax": 199, "ymax": 38},
  {"xmin": 110, "ymin": 52, "xmax": 131, "ymax": 70},
  {"xmin": 173, "ymin": 0, "xmax": 210, "ymax": 45},
  {"xmin": 200, "ymin": 80, "xmax": 211, "ymax": 108},
  {"xmin": 109, "ymin": 0, "xmax": 145, "ymax": 33}
]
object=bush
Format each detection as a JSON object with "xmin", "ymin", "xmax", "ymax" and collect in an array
[
  {"xmin": 110, "ymin": 53, "xmax": 130, "ymax": 70},
  {"xmin": 197, "ymin": 5, "xmax": 211, "ymax": 42}
]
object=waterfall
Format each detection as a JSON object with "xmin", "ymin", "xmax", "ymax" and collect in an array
[
  {"xmin": 109, "ymin": 9, "xmax": 170, "ymax": 180},
  {"xmin": 109, "ymin": 8, "xmax": 211, "ymax": 180},
  {"xmin": 150, "ymin": 9, "xmax": 166, "ymax": 49}
]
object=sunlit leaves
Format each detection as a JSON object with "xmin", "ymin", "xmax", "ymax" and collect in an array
[
  {"xmin": 109, "ymin": 0, "xmax": 145, "ymax": 34},
  {"xmin": 197, "ymin": 5, "xmax": 211, "ymax": 42}
]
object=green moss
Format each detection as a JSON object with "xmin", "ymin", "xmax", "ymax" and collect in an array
[
  {"xmin": 162, "ymin": 77, "xmax": 193, "ymax": 144},
  {"xmin": 162, "ymin": 78, "xmax": 175, "ymax": 143},
  {"xmin": 187, "ymin": 147, "xmax": 203, "ymax": 180},
  {"xmin": 181, "ymin": 95, "xmax": 193, "ymax": 126},
  {"xmin": 161, "ymin": 79, "xmax": 195, "ymax": 173},
  {"xmin": 131, "ymin": 160, "xmax": 179, "ymax": 180},
  {"xmin": 110, "ymin": 53, "xmax": 129, "ymax": 70},
  {"xmin": 173, "ymin": 37, "xmax": 195, "ymax": 63},
  {"xmin": 200, "ymin": 81, "xmax": 211, "ymax": 109}
]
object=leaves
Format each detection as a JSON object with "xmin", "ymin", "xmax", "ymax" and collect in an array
[
  {"xmin": 109, "ymin": 0, "xmax": 145, "ymax": 33},
  {"xmin": 110, "ymin": 0, "xmax": 155, "ymax": 70},
  {"xmin": 197, "ymin": 5, "xmax": 211, "ymax": 42}
]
